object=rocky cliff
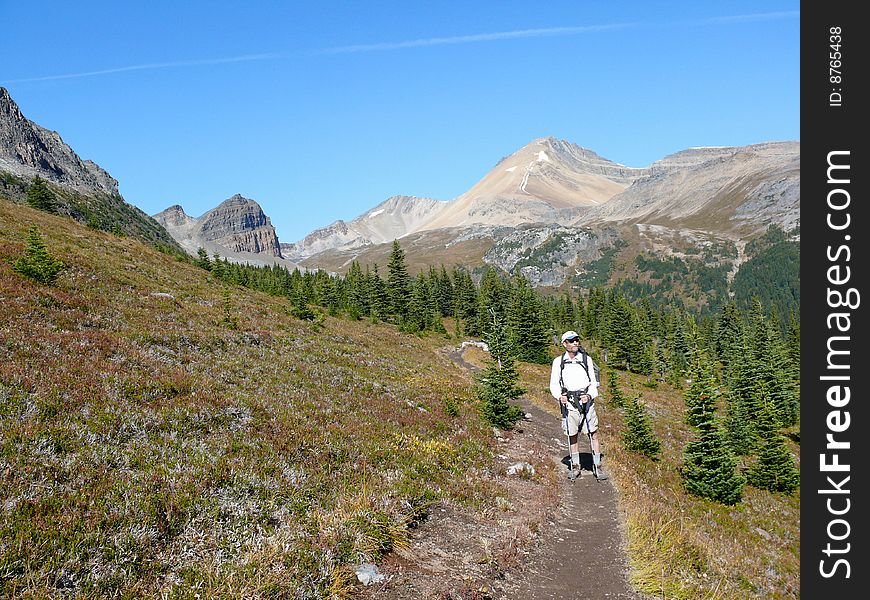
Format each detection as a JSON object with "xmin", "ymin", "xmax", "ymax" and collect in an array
[
  {"xmin": 154, "ymin": 195, "xmax": 296, "ymax": 268},
  {"xmin": 0, "ymin": 87, "xmax": 118, "ymax": 196}
]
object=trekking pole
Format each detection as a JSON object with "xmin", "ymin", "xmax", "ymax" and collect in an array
[
  {"xmin": 561, "ymin": 400, "xmax": 577, "ymax": 481},
  {"xmin": 577, "ymin": 399, "xmax": 601, "ymax": 480}
]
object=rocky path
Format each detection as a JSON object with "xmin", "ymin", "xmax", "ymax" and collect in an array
[{"xmin": 357, "ymin": 347, "xmax": 646, "ymax": 600}]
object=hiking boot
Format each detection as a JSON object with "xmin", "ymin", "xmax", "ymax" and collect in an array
[{"xmin": 594, "ymin": 466, "xmax": 609, "ymax": 481}]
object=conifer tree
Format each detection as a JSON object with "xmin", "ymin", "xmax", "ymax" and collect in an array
[
  {"xmin": 477, "ymin": 268, "xmax": 507, "ymax": 339},
  {"xmin": 195, "ymin": 247, "xmax": 212, "ymax": 270},
  {"xmin": 668, "ymin": 312, "xmax": 691, "ymax": 378},
  {"xmin": 405, "ymin": 273, "xmax": 434, "ymax": 333},
  {"xmin": 683, "ymin": 321, "xmax": 719, "ymax": 428},
  {"xmin": 507, "ymin": 274, "xmax": 550, "ymax": 364},
  {"xmin": 319, "ymin": 276, "xmax": 341, "ymax": 316},
  {"xmin": 606, "ymin": 369, "xmax": 627, "ymax": 408},
  {"xmin": 452, "ymin": 268, "xmax": 479, "ymax": 337},
  {"xmin": 722, "ymin": 335, "xmax": 762, "ymax": 453},
  {"xmin": 623, "ymin": 395, "xmax": 661, "ymax": 458},
  {"xmin": 345, "ymin": 261, "xmax": 368, "ymax": 319},
  {"xmin": 715, "ymin": 301, "xmax": 745, "ymax": 370},
  {"xmin": 681, "ymin": 337, "xmax": 745, "ymax": 505},
  {"xmin": 748, "ymin": 299, "xmax": 798, "ymax": 427},
  {"xmin": 290, "ymin": 280, "xmax": 317, "ymax": 321},
  {"xmin": 786, "ymin": 311, "xmax": 800, "ymax": 382},
  {"xmin": 603, "ymin": 293, "xmax": 632, "ymax": 369},
  {"xmin": 367, "ymin": 264, "xmax": 389, "ymax": 322},
  {"xmin": 724, "ymin": 387, "xmax": 756, "ymax": 456},
  {"xmin": 627, "ymin": 308, "xmax": 655, "ymax": 376},
  {"xmin": 573, "ymin": 293, "xmax": 587, "ymax": 333},
  {"xmin": 746, "ymin": 390, "xmax": 800, "ymax": 494},
  {"xmin": 654, "ymin": 341, "xmax": 669, "ymax": 382},
  {"xmin": 26, "ymin": 176, "xmax": 57, "ymax": 213},
  {"xmin": 211, "ymin": 254, "xmax": 226, "ymax": 279},
  {"xmin": 427, "ymin": 276, "xmax": 447, "ymax": 334},
  {"xmin": 583, "ymin": 287, "xmax": 606, "ymax": 341},
  {"xmin": 552, "ymin": 293, "xmax": 576, "ymax": 333},
  {"xmin": 387, "ymin": 240, "xmax": 411, "ymax": 319},
  {"xmin": 220, "ymin": 286, "xmax": 239, "ymax": 330},
  {"xmin": 13, "ymin": 226, "xmax": 65, "ymax": 285},
  {"xmin": 433, "ymin": 265, "xmax": 455, "ymax": 317},
  {"xmin": 476, "ymin": 311, "xmax": 525, "ymax": 429}
]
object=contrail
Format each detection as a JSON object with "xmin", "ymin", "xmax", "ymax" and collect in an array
[
  {"xmin": 701, "ymin": 10, "xmax": 800, "ymax": 24},
  {"xmin": 3, "ymin": 53, "xmax": 282, "ymax": 83},
  {"xmin": 317, "ymin": 11, "xmax": 799, "ymax": 55},
  {"xmin": 316, "ymin": 23, "xmax": 635, "ymax": 55}
]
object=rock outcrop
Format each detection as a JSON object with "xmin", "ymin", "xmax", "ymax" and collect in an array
[
  {"xmin": 0, "ymin": 87, "xmax": 118, "ymax": 196},
  {"xmin": 281, "ymin": 195, "xmax": 446, "ymax": 261},
  {"xmin": 197, "ymin": 194, "xmax": 283, "ymax": 256}
]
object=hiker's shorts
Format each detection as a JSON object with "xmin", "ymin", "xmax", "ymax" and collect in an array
[{"xmin": 562, "ymin": 402, "xmax": 598, "ymax": 436}]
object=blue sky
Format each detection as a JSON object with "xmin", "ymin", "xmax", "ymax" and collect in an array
[{"xmin": 1, "ymin": 1, "xmax": 799, "ymax": 243}]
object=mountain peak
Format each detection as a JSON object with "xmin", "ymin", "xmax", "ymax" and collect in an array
[
  {"xmin": 218, "ymin": 193, "xmax": 260, "ymax": 208},
  {"xmin": 0, "ymin": 87, "xmax": 24, "ymax": 120},
  {"xmin": 155, "ymin": 194, "xmax": 293, "ymax": 265}
]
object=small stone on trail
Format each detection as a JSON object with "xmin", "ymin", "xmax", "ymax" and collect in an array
[
  {"xmin": 506, "ymin": 462, "xmax": 535, "ymax": 476},
  {"xmin": 354, "ymin": 563, "xmax": 385, "ymax": 585}
]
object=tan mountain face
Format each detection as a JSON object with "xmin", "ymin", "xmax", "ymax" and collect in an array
[
  {"xmin": 577, "ymin": 142, "xmax": 800, "ymax": 236},
  {"xmin": 417, "ymin": 137, "xmax": 643, "ymax": 231},
  {"xmin": 281, "ymin": 195, "xmax": 447, "ymax": 262},
  {"xmin": 297, "ymin": 138, "xmax": 799, "ymax": 291}
]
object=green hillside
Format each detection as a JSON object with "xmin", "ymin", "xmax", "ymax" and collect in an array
[{"xmin": 0, "ymin": 199, "xmax": 509, "ymax": 597}]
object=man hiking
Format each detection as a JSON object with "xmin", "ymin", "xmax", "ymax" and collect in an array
[{"xmin": 550, "ymin": 331, "xmax": 608, "ymax": 480}]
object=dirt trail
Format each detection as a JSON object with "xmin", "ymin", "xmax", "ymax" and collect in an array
[
  {"xmin": 358, "ymin": 348, "xmax": 646, "ymax": 600},
  {"xmin": 498, "ymin": 397, "xmax": 643, "ymax": 600}
]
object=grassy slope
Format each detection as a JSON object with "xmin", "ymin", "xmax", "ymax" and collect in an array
[
  {"xmin": 299, "ymin": 230, "xmax": 494, "ymax": 277},
  {"xmin": 0, "ymin": 199, "xmax": 506, "ymax": 598}
]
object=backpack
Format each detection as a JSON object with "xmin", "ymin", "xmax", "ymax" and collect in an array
[{"xmin": 559, "ymin": 347, "xmax": 600, "ymax": 390}]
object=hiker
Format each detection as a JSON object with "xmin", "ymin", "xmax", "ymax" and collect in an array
[{"xmin": 550, "ymin": 330, "xmax": 608, "ymax": 480}]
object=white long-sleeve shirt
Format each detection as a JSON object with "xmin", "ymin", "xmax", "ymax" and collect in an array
[{"xmin": 550, "ymin": 351, "xmax": 599, "ymax": 400}]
